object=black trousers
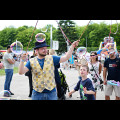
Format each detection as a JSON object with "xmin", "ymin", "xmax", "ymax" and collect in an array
[{"xmin": 28, "ymin": 74, "xmax": 33, "ymax": 97}]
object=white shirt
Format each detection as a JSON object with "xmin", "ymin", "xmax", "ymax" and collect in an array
[{"xmin": 101, "ymin": 53, "xmax": 105, "ymax": 61}]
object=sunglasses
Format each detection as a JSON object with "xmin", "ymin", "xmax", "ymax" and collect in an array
[{"xmin": 90, "ymin": 55, "xmax": 96, "ymax": 57}]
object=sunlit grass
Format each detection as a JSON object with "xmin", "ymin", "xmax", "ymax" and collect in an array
[{"xmin": 0, "ymin": 67, "xmax": 18, "ymax": 76}]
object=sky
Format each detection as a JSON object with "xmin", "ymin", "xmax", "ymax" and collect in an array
[{"xmin": 0, "ymin": 20, "xmax": 120, "ymax": 31}]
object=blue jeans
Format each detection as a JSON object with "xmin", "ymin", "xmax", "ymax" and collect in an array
[
  {"xmin": 4, "ymin": 69, "xmax": 13, "ymax": 91},
  {"xmin": 32, "ymin": 89, "xmax": 58, "ymax": 100}
]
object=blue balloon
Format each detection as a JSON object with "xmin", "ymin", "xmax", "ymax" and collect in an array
[
  {"xmin": 97, "ymin": 49, "xmax": 102, "ymax": 54},
  {"xmin": 97, "ymin": 48, "xmax": 108, "ymax": 54}
]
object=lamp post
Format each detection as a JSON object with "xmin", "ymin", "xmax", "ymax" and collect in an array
[
  {"xmin": 50, "ymin": 24, "xmax": 53, "ymax": 49},
  {"xmin": 86, "ymin": 36, "xmax": 87, "ymax": 51}
]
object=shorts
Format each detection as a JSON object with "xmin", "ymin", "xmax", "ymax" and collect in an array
[{"xmin": 105, "ymin": 84, "xmax": 120, "ymax": 97}]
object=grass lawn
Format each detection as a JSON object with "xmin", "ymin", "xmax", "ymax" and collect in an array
[{"xmin": 0, "ymin": 67, "xmax": 19, "ymax": 76}]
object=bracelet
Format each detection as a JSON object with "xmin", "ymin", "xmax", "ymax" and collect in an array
[{"xmin": 21, "ymin": 59, "xmax": 26, "ymax": 62}]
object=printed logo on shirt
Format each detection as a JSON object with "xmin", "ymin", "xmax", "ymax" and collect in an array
[
  {"xmin": 109, "ymin": 64, "xmax": 117, "ymax": 67},
  {"xmin": 80, "ymin": 84, "xmax": 87, "ymax": 100}
]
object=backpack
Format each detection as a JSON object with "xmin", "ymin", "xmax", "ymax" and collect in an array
[{"xmin": 58, "ymin": 69, "xmax": 70, "ymax": 99}]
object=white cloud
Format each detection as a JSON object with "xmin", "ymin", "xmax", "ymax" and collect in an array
[
  {"xmin": 0, "ymin": 20, "xmax": 120, "ymax": 31},
  {"xmin": 0, "ymin": 20, "xmax": 58, "ymax": 30},
  {"xmin": 73, "ymin": 20, "xmax": 120, "ymax": 26}
]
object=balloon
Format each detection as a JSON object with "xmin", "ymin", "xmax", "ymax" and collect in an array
[
  {"xmin": 77, "ymin": 47, "xmax": 86, "ymax": 55},
  {"xmin": 97, "ymin": 49, "xmax": 102, "ymax": 54},
  {"xmin": 97, "ymin": 48, "xmax": 108, "ymax": 55},
  {"xmin": 107, "ymin": 80, "xmax": 120, "ymax": 87},
  {"xmin": 10, "ymin": 41, "xmax": 23, "ymax": 55},
  {"xmin": 35, "ymin": 33, "xmax": 46, "ymax": 43},
  {"xmin": 104, "ymin": 43, "xmax": 114, "ymax": 49},
  {"xmin": 103, "ymin": 51, "xmax": 108, "ymax": 55}
]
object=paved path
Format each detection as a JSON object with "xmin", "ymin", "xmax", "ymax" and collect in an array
[
  {"xmin": 0, "ymin": 67, "xmax": 115, "ymax": 100},
  {"xmin": 63, "ymin": 68, "xmax": 115, "ymax": 100},
  {"xmin": 0, "ymin": 73, "xmax": 31, "ymax": 100}
]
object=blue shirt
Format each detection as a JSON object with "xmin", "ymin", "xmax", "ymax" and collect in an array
[
  {"xmin": 25, "ymin": 56, "xmax": 61, "ymax": 93},
  {"xmin": 74, "ymin": 78, "xmax": 95, "ymax": 100},
  {"xmin": 69, "ymin": 55, "xmax": 74, "ymax": 64},
  {"xmin": 25, "ymin": 56, "xmax": 61, "ymax": 71}
]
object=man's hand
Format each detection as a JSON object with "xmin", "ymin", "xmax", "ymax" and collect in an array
[
  {"xmin": 7, "ymin": 58, "xmax": 15, "ymax": 64},
  {"xmin": 21, "ymin": 53, "xmax": 27, "ymax": 61},
  {"xmin": 103, "ymin": 67, "xmax": 107, "ymax": 85},
  {"xmin": 104, "ymin": 79, "xmax": 107, "ymax": 85},
  {"xmin": 72, "ymin": 40, "xmax": 80, "ymax": 48},
  {"xmin": 60, "ymin": 40, "xmax": 80, "ymax": 63},
  {"xmin": 83, "ymin": 87, "xmax": 88, "ymax": 94}
]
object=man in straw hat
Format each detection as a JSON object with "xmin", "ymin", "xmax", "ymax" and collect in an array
[{"xmin": 19, "ymin": 34, "xmax": 80, "ymax": 100}]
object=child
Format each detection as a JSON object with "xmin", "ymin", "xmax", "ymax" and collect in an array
[{"xmin": 68, "ymin": 65, "xmax": 95, "ymax": 100}]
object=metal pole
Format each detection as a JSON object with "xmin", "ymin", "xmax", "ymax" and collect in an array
[
  {"xmin": 66, "ymin": 41, "xmax": 70, "ymax": 51},
  {"xmin": 50, "ymin": 25, "xmax": 53, "ymax": 49},
  {"xmin": 16, "ymin": 40, "xmax": 17, "ymax": 53},
  {"xmin": 86, "ymin": 36, "xmax": 87, "ymax": 50}
]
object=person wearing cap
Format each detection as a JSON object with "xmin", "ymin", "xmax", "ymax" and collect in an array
[
  {"xmin": 18, "ymin": 36, "xmax": 80, "ymax": 100},
  {"xmin": 3, "ymin": 45, "xmax": 15, "ymax": 97},
  {"xmin": 103, "ymin": 48, "xmax": 120, "ymax": 100}
]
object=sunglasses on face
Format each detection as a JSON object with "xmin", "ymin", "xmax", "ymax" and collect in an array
[{"xmin": 90, "ymin": 55, "xmax": 96, "ymax": 57}]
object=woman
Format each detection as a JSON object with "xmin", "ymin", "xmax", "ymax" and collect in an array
[{"xmin": 88, "ymin": 51, "xmax": 102, "ymax": 99}]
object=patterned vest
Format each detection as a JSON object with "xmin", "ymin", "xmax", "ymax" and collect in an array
[{"xmin": 30, "ymin": 55, "xmax": 56, "ymax": 92}]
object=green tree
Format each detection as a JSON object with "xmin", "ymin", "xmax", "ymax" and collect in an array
[
  {"xmin": 56, "ymin": 20, "xmax": 78, "ymax": 54},
  {"xmin": 1, "ymin": 21, "xmax": 120, "ymax": 53},
  {"xmin": 0, "ymin": 27, "xmax": 17, "ymax": 47}
]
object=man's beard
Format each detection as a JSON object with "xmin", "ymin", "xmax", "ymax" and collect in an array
[{"xmin": 38, "ymin": 52, "xmax": 46, "ymax": 57}]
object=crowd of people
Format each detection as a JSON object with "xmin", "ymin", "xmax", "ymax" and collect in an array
[
  {"xmin": 1, "ymin": 35, "xmax": 120, "ymax": 100},
  {"xmin": 67, "ymin": 48, "xmax": 120, "ymax": 100}
]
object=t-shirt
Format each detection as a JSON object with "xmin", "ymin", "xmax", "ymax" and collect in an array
[
  {"xmin": 3, "ymin": 52, "xmax": 14, "ymax": 69},
  {"xmin": 25, "ymin": 56, "xmax": 61, "ymax": 71},
  {"xmin": 74, "ymin": 78, "xmax": 95, "ymax": 100},
  {"xmin": 104, "ymin": 57, "xmax": 120, "ymax": 82},
  {"xmin": 69, "ymin": 55, "xmax": 74, "ymax": 64}
]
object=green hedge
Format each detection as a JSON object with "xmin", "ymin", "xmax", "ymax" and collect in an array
[{"xmin": 87, "ymin": 47, "xmax": 99, "ymax": 53}]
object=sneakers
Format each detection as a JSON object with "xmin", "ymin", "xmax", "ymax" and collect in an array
[
  {"xmin": 3, "ymin": 90, "xmax": 14, "ymax": 97},
  {"xmin": 9, "ymin": 91, "xmax": 14, "ymax": 95}
]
